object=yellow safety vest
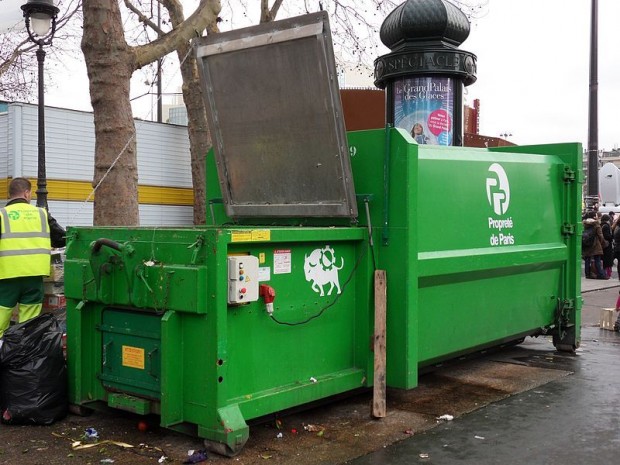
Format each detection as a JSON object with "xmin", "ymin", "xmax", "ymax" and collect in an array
[{"xmin": 0, "ymin": 202, "xmax": 51, "ymax": 279}]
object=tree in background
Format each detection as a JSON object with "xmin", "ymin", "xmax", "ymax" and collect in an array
[
  {"xmin": 3, "ymin": 0, "xmax": 486, "ymax": 226},
  {"xmin": 110, "ymin": 0, "xmax": 487, "ymax": 225},
  {"xmin": 81, "ymin": 0, "xmax": 220, "ymax": 225},
  {"xmin": 127, "ymin": 0, "xmax": 221, "ymax": 225},
  {"xmin": 133, "ymin": 0, "xmax": 401, "ymax": 224}
]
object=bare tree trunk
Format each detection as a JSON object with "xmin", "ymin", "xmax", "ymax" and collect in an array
[
  {"xmin": 82, "ymin": 0, "xmax": 140, "ymax": 226},
  {"xmin": 80, "ymin": 0, "xmax": 220, "ymax": 226},
  {"xmin": 182, "ymin": 51, "xmax": 211, "ymax": 225},
  {"xmin": 163, "ymin": 0, "xmax": 221, "ymax": 225}
]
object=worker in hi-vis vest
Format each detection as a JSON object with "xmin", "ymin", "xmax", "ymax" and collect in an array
[{"xmin": 0, "ymin": 177, "xmax": 66, "ymax": 337}]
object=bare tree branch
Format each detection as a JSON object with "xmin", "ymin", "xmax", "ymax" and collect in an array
[
  {"xmin": 123, "ymin": 0, "xmax": 165, "ymax": 35},
  {"xmin": 269, "ymin": 0, "xmax": 285, "ymax": 22},
  {"xmin": 259, "ymin": 0, "xmax": 285, "ymax": 23},
  {"xmin": 158, "ymin": 0, "xmax": 218, "ymax": 224},
  {"xmin": 453, "ymin": 0, "xmax": 489, "ymax": 19},
  {"xmin": 0, "ymin": 0, "xmax": 82, "ymax": 101},
  {"xmin": 133, "ymin": 0, "xmax": 221, "ymax": 69},
  {"xmin": 260, "ymin": 0, "xmax": 269, "ymax": 22}
]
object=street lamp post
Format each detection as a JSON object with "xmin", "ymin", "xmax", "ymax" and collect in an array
[
  {"xmin": 21, "ymin": 0, "xmax": 59, "ymax": 210},
  {"xmin": 587, "ymin": 0, "xmax": 599, "ymax": 211}
]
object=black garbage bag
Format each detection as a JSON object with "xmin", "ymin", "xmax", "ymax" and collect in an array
[{"xmin": 0, "ymin": 313, "xmax": 68, "ymax": 425}]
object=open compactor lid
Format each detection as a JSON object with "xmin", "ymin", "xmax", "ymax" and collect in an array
[{"xmin": 194, "ymin": 12, "xmax": 357, "ymax": 219}]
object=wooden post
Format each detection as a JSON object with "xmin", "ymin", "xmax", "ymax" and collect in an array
[{"xmin": 372, "ymin": 269, "xmax": 387, "ymax": 418}]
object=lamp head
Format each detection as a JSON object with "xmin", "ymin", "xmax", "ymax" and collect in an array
[{"xmin": 21, "ymin": 0, "xmax": 59, "ymax": 37}]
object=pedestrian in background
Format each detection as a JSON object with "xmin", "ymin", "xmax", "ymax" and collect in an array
[
  {"xmin": 582, "ymin": 211, "xmax": 607, "ymax": 279},
  {"xmin": 0, "ymin": 178, "xmax": 66, "ymax": 338},
  {"xmin": 601, "ymin": 214, "xmax": 614, "ymax": 278},
  {"xmin": 613, "ymin": 215, "xmax": 620, "ymax": 280},
  {"xmin": 614, "ymin": 290, "xmax": 620, "ymax": 332}
]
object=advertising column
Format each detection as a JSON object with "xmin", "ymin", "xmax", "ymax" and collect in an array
[{"xmin": 374, "ymin": 0, "xmax": 477, "ymax": 147}]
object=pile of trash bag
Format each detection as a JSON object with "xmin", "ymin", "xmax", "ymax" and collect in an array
[{"xmin": 0, "ymin": 313, "xmax": 68, "ymax": 425}]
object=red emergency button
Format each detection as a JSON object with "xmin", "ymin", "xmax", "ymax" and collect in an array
[{"xmin": 240, "ymin": 288, "xmax": 247, "ymax": 294}]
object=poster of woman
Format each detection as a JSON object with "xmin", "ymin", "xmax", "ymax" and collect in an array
[{"xmin": 393, "ymin": 76, "xmax": 454, "ymax": 146}]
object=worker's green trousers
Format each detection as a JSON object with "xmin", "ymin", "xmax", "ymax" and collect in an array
[{"xmin": 0, "ymin": 276, "xmax": 43, "ymax": 338}]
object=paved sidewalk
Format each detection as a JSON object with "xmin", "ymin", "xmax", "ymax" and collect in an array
[
  {"xmin": 348, "ymin": 325, "xmax": 620, "ymax": 465},
  {"xmin": 581, "ymin": 271, "xmax": 620, "ymax": 293},
  {"xmin": 348, "ymin": 283, "xmax": 620, "ymax": 465}
]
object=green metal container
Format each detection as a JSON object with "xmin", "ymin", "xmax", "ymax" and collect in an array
[
  {"xmin": 347, "ymin": 129, "xmax": 582, "ymax": 389},
  {"xmin": 64, "ymin": 13, "xmax": 581, "ymax": 455},
  {"xmin": 65, "ymin": 128, "xmax": 581, "ymax": 453},
  {"xmin": 65, "ymin": 226, "xmax": 372, "ymax": 454}
]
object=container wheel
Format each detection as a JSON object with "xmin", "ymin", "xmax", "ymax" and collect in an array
[
  {"xmin": 556, "ymin": 343, "xmax": 577, "ymax": 353},
  {"xmin": 203, "ymin": 439, "xmax": 244, "ymax": 457},
  {"xmin": 553, "ymin": 327, "xmax": 579, "ymax": 353},
  {"xmin": 68, "ymin": 404, "xmax": 93, "ymax": 416}
]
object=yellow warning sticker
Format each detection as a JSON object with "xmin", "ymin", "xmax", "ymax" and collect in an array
[
  {"xmin": 231, "ymin": 230, "xmax": 271, "ymax": 242},
  {"xmin": 252, "ymin": 230, "xmax": 271, "ymax": 241},
  {"xmin": 231, "ymin": 231, "xmax": 252, "ymax": 242},
  {"xmin": 122, "ymin": 345, "xmax": 145, "ymax": 370}
]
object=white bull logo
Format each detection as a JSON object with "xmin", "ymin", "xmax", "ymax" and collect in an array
[{"xmin": 304, "ymin": 245, "xmax": 344, "ymax": 296}]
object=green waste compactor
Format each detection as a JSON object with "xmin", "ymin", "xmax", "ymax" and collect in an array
[{"xmin": 64, "ymin": 12, "xmax": 582, "ymax": 455}]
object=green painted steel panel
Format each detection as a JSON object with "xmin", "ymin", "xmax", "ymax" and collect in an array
[
  {"xmin": 65, "ymin": 128, "xmax": 581, "ymax": 453},
  {"xmin": 108, "ymin": 393, "xmax": 152, "ymax": 415},
  {"xmin": 100, "ymin": 309, "xmax": 162, "ymax": 398},
  {"xmin": 66, "ymin": 226, "xmax": 371, "ymax": 454},
  {"xmin": 348, "ymin": 129, "xmax": 582, "ymax": 388}
]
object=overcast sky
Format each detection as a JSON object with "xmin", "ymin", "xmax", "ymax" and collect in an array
[
  {"xmin": 0, "ymin": 0, "xmax": 22, "ymax": 29},
  {"xmin": 464, "ymin": 0, "xmax": 618, "ymax": 150},
  {"xmin": 2, "ymin": 0, "xmax": 618, "ymax": 150}
]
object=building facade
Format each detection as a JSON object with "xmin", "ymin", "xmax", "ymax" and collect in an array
[{"xmin": 0, "ymin": 102, "xmax": 194, "ymax": 226}]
